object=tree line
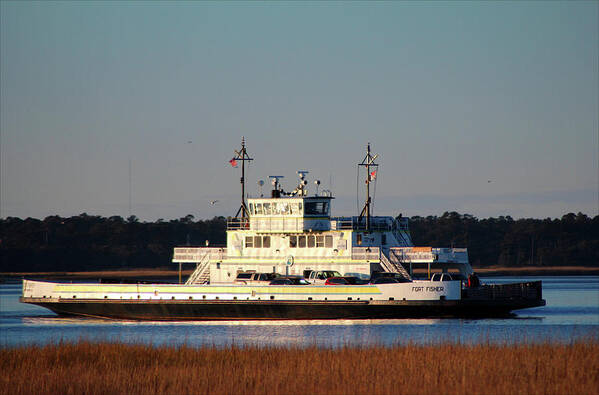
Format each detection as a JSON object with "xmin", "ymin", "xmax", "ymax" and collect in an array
[{"xmin": 0, "ymin": 212, "xmax": 597, "ymax": 272}]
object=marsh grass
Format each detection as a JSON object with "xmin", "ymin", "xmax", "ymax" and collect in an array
[{"xmin": 1, "ymin": 340, "xmax": 598, "ymax": 395}]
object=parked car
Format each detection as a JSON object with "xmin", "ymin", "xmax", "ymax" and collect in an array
[
  {"xmin": 431, "ymin": 273, "xmax": 454, "ymax": 282},
  {"xmin": 234, "ymin": 272, "xmax": 278, "ymax": 285},
  {"xmin": 370, "ymin": 277, "xmax": 400, "ymax": 284},
  {"xmin": 306, "ymin": 270, "xmax": 342, "ymax": 284},
  {"xmin": 324, "ymin": 277, "xmax": 367, "ymax": 285},
  {"xmin": 370, "ymin": 272, "xmax": 411, "ymax": 283},
  {"xmin": 269, "ymin": 276, "xmax": 311, "ymax": 285}
]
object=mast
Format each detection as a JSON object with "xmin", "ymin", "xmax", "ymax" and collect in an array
[
  {"xmin": 232, "ymin": 137, "xmax": 254, "ymax": 220},
  {"xmin": 358, "ymin": 142, "xmax": 378, "ymax": 232}
]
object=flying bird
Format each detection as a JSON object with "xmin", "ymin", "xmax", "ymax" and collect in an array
[
  {"xmin": 210, "ymin": 200, "xmax": 219, "ymax": 205},
  {"xmin": 187, "ymin": 140, "xmax": 193, "ymax": 144}
]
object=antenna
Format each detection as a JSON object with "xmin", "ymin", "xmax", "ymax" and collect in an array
[
  {"xmin": 314, "ymin": 180, "xmax": 320, "ymax": 196},
  {"xmin": 268, "ymin": 176, "xmax": 284, "ymax": 198},
  {"xmin": 128, "ymin": 159, "xmax": 132, "ymax": 217},
  {"xmin": 232, "ymin": 137, "xmax": 254, "ymax": 220},
  {"xmin": 358, "ymin": 142, "xmax": 378, "ymax": 232},
  {"xmin": 295, "ymin": 170, "xmax": 309, "ymax": 196},
  {"xmin": 258, "ymin": 180, "xmax": 265, "ymax": 197}
]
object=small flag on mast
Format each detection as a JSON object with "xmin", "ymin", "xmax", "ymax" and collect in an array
[
  {"xmin": 229, "ymin": 158, "xmax": 238, "ymax": 167},
  {"xmin": 370, "ymin": 170, "xmax": 377, "ymax": 180}
]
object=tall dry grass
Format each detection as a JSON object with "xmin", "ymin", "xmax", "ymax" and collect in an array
[{"xmin": 1, "ymin": 340, "xmax": 598, "ymax": 395}]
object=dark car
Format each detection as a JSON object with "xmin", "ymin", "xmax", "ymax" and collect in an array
[
  {"xmin": 324, "ymin": 276, "xmax": 367, "ymax": 285},
  {"xmin": 370, "ymin": 277, "xmax": 400, "ymax": 284},
  {"xmin": 370, "ymin": 272, "xmax": 411, "ymax": 283},
  {"xmin": 269, "ymin": 276, "xmax": 311, "ymax": 285}
]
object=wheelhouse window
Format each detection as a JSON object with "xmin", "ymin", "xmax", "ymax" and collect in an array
[
  {"xmin": 245, "ymin": 236, "xmax": 253, "ymax": 248},
  {"xmin": 307, "ymin": 235, "xmax": 315, "ymax": 248},
  {"xmin": 256, "ymin": 203, "xmax": 263, "ymax": 215},
  {"xmin": 263, "ymin": 203, "xmax": 271, "ymax": 215},
  {"xmin": 263, "ymin": 236, "xmax": 271, "ymax": 248},
  {"xmin": 253, "ymin": 236, "xmax": 262, "ymax": 248},
  {"xmin": 289, "ymin": 236, "xmax": 297, "ymax": 248},
  {"xmin": 304, "ymin": 201, "xmax": 329, "ymax": 216}
]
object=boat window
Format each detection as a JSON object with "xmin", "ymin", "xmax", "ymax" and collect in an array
[
  {"xmin": 307, "ymin": 235, "xmax": 315, "ymax": 248},
  {"xmin": 249, "ymin": 203, "xmax": 254, "ymax": 215},
  {"xmin": 263, "ymin": 236, "xmax": 271, "ymax": 248},
  {"xmin": 256, "ymin": 203, "xmax": 263, "ymax": 215},
  {"xmin": 298, "ymin": 236, "xmax": 306, "ymax": 248},
  {"xmin": 263, "ymin": 203, "xmax": 271, "ymax": 215},
  {"xmin": 245, "ymin": 236, "xmax": 253, "ymax": 248},
  {"xmin": 304, "ymin": 201, "xmax": 329, "ymax": 216},
  {"xmin": 316, "ymin": 236, "xmax": 325, "ymax": 248},
  {"xmin": 357, "ymin": 233, "xmax": 362, "ymax": 245},
  {"xmin": 298, "ymin": 203, "xmax": 302, "ymax": 214},
  {"xmin": 289, "ymin": 236, "xmax": 297, "ymax": 248},
  {"xmin": 284, "ymin": 203, "xmax": 291, "ymax": 214},
  {"xmin": 290, "ymin": 203, "xmax": 299, "ymax": 215},
  {"xmin": 254, "ymin": 236, "xmax": 262, "ymax": 248},
  {"xmin": 325, "ymin": 235, "xmax": 333, "ymax": 248}
]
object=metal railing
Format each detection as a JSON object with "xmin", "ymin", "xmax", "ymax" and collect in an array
[
  {"xmin": 351, "ymin": 247, "xmax": 381, "ymax": 261},
  {"xmin": 331, "ymin": 217, "xmax": 409, "ymax": 232},
  {"xmin": 227, "ymin": 218, "xmax": 250, "ymax": 230},
  {"xmin": 462, "ymin": 281, "xmax": 543, "ymax": 300},
  {"xmin": 173, "ymin": 247, "xmax": 226, "ymax": 263},
  {"xmin": 389, "ymin": 247, "xmax": 469, "ymax": 264}
]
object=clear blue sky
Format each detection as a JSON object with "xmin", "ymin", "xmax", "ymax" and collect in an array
[{"xmin": 1, "ymin": 1, "xmax": 597, "ymax": 221}]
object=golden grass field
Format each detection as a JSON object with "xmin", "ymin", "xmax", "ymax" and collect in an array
[{"xmin": 1, "ymin": 341, "xmax": 598, "ymax": 395}]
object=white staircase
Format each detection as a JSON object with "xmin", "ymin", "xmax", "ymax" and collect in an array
[
  {"xmin": 380, "ymin": 250, "xmax": 412, "ymax": 281},
  {"xmin": 185, "ymin": 253, "xmax": 211, "ymax": 285}
]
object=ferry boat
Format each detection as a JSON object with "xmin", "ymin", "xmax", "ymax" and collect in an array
[{"xmin": 21, "ymin": 141, "xmax": 545, "ymax": 320}]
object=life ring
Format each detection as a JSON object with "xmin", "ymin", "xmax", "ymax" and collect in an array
[{"xmin": 286, "ymin": 256, "xmax": 294, "ymax": 267}]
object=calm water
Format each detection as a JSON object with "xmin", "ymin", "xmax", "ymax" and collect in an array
[{"xmin": 1, "ymin": 276, "xmax": 597, "ymax": 348}]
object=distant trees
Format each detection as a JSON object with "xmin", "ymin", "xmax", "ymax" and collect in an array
[
  {"xmin": 408, "ymin": 212, "xmax": 599, "ymax": 267},
  {"xmin": 0, "ymin": 212, "xmax": 597, "ymax": 272},
  {"xmin": 0, "ymin": 214, "xmax": 227, "ymax": 272}
]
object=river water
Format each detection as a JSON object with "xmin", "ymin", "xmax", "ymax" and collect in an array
[{"xmin": 1, "ymin": 276, "xmax": 597, "ymax": 348}]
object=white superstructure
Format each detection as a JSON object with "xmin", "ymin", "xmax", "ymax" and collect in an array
[{"xmin": 175, "ymin": 142, "xmax": 473, "ymax": 285}]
